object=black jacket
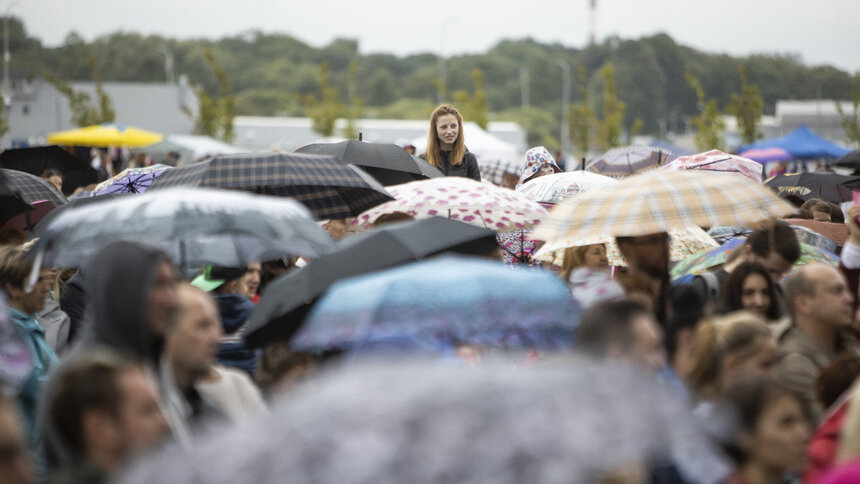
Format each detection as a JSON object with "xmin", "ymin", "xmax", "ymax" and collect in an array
[{"xmin": 423, "ymin": 149, "xmax": 481, "ymax": 181}]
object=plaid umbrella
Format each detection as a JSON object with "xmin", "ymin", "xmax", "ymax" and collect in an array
[
  {"xmin": 533, "ymin": 170, "xmax": 794, "ymax": 249},
  {"xmin": 516, "ymin": 171, "xmax": 618, "ymax": 204},
  {"xmin": 478, "ymin": 157, "xmax": 520, "ymax": 187},
  {"xmin": 91, "ymin": 164, "xmax": 173, "ymax": 196},
  {"xmin": 659, "ymin": 150, "xmax": 764, "ymax": 183},
  {"xmin": 150, "ymin": 152, "xmax": 393, "ymax": 220},
  {"xmin": 0, "ymin": 168, "xmax": 67, "ymax": 207},
  {"xmin": 0, "ymin": 145, "xmax": 98, "ymax": 195},
  {"xmin": 586, "ymin": 145, "xmax": 675, "ymax": 178},
  {"xmin": 296, "ymin": 140, "xmax": 443, "ymax": 186},
  {"xmin": 351, "ymin": 177, "xmax": 547, "ymax": 232}
]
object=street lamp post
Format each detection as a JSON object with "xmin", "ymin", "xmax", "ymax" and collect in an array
[{"xmin": 557, "ymin": 60, "xmax": 571, "ymax": 170}]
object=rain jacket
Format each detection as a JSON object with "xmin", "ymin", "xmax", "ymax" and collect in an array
[
  {"xmin": 421, "ymin": 149, "xmax": 481, "ymax": 181},
  {"xmin": 9, "ymin": 307, "xmax": 58, "ymax": 448},
  {"xmin": 214, "ymin": 294, "xmax": 259, "ymax": 377}
]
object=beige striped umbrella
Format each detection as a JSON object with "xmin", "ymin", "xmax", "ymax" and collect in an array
[{"xmin": 532, "ymin": 170, "xmax": 794, "ymax": 250}]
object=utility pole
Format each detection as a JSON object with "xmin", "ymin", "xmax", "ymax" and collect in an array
[{"xmin": 557, "ymin": 60, "xmax": 571, "ymax": 169}]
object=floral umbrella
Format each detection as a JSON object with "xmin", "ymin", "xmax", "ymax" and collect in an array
[{"xmin": 658, "ymin": 150, "xmax": 764, "ymax": 183}]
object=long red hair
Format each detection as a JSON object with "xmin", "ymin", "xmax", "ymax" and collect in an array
[{"xmin": 424, "ymin": 104, "xmax": 466, "ymax": 168}]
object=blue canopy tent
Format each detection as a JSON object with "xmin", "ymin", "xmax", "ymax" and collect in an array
[{"xmin": 739, "ymin": 125, "xmax": 851, "ymax": 160}]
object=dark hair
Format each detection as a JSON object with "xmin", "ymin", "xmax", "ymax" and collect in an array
[
  {"xmin": 784, "ymin": 209, "xmax": 813, "ymax": 220},
  {"xmin": 828, "ymin": 202, "xmax": 844, "ymax": 224},
  {"xmin": 801, "ymin": 199, "xmax": 832, "ymax": 215},
  {"xmin": 816, "ymin": 353, "xmax": 860, "ymax": 409},
  {"xmin": 255, "ymin": 342, "xmax": 316, "ymax": 391},
  {"xmin": 41, "ymin": 168, "xmax": 63, "ymax": 180},
  {"xmin": 720, "ymin": 261, "xmax": 781, "ymax": 320},
  {"xmin": 665, "ymin": 285, "xmax": 704, "ymax": 360},
  {"xmin": 724, "ymin": 376, "xmax": 810, "ymax": 438},
  {"xmin": 746, "ymin": 222, "xmax": 800, "ymax": 264},
  {"xmin": 576, "ymin": 300, "xmax": 650, "ymax": 358}
]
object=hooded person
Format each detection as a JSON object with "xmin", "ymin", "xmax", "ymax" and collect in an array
[{"xmin": 516, "ymin": 146, "xmax": 562, "ymax": 189}]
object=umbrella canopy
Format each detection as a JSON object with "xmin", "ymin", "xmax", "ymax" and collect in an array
[
  {"xmin": 478, "ymin": 157, "xmax": 520, "ymax": 187},
  {"xmin": 28, "ymin": 187, "xmax": 334, "ymax": 273},
  {"xmin": 533, "ymin": 170, "xmax": 794, "ymax": 249},
  {"xmin": 0, "ymin": 145, "xmax": 98, "ymax": 195},
  {"xmin": 784, "ymin": 219, "xmax": 847, "ymax": 248},
  {"xmin": 659, "ymin": 150, "xmax": 764, "ymax": 183},
  {"xmin": 296, "ymin": 140, "xmax": 443, "ymax": 186},
  {"xmin": 47, "ymin": 123, "xmax": 164, "ymax": 148},
  {"xmin": 351, "ymin": 177, "xmax": 547, "ymax": 232},
  {"xmin": 515, "ymin": 171, "xmax": 618, "ymax": 204},
  {"xmin": 835, "ymin": 150, "xmax": 860, "ymax": 168},
  {"xmin": 764, "ymin": 172, "xmax": 860, "ymax": 203},
  {"xmin": 121, "ymin": 361, "xmax": 730, "ymax": 484},
  {"xmin": 292, "ymin": 255, "xmax": 580, "ymax": 353},
  {"xmin": 150, "ymin": 152, "xmax": 393, "ymax": 220},
  {"xmin": 739, "ymin": 147, "xmax": 793, "ymax": 163},
  {"xmin": 243, "ymin": 217, "xmax": 499, "ymax": 348},
  {"xmin": 739, "ymin": 125, "xmax": 851, "ymax": 160},
  {"xmin": 142, "ymin": 134, "xmax": 245, "ymax": 166},
  {"xmin": 91, "ymin": 164, "xmax": 173, "ymax": 196},
  {"xmin": 586, "ymin": 145, "xmax": 675, "ymax": 178},
  {"xmin": 0, "ymin": 168, "xmax": 68, "ymax": 207},
  {"xmin": 0, "ymin": 169, "xmax": 32, "ymax": 226}
]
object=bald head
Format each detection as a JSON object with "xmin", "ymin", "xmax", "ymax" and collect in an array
[{"xmin": 784, "ymin": 263, "xmax": 853, "ymax": 328}]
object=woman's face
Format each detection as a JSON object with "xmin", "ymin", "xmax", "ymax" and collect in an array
[
  {"xmin": 583, "ymin": 244, "xmax": 609, "ymax": 271},
  {"xmin": 740, "ymin": 273, "xmax": 772, "ymax": 317},
  {"xmin": 745, "ymin": 395, "xmax": 810, "ymax": 475},
  {"xmin": 435, "ymin": 114, "xmax": 459, "ymax": 148}
]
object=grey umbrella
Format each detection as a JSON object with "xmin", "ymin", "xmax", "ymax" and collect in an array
[{"xmin": 121, "ymin": 360, "xmax": 731, "ymax": 484}]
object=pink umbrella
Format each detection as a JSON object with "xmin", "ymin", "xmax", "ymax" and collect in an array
[
  {"xmin": 659, "ymin": 149, "xmax": 763, "ymax": 183},
  {"xmin": 738, "ymin": 147, "xmax": 792, "ymax": 163}
]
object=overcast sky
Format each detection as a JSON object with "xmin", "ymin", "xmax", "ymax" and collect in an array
[{"xmin": 12, "ymin": 0, "xmax": 860, "ymax": 72}]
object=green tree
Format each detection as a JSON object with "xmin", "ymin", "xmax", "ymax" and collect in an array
[
  {"xmin": 341, "ymin": 60, "xmax": 363, "ymax": 139},
  {"xmin": 595, "ymin": 63, "xmax": 625, "ymax": 151},
  {"xmin": 685, "ymin": 66, "xmax": 725, "ymax": 151},
  {"xmin": 47, "ymin": 54, "xmax": 115, "ymax": 126},
  {"xmin": 303, "ymin": 62, "xmax": 345, "ymax": 137},
  {"xmin": 726, "ymin": 65, "xmax": 764, "ymax": 144},
  {"xmin": 568, "ymin": 66, "xmax": 594, "ymax": 156},
  {"xmin": 0, "ymin": 113, "xmax": 8, "ymax": 138},
  {"xmin": 452, "ymin": 69, "xmax": 490, "ymax": 129},
  {"xmin": 837, "ymin": 73, "xmax": 860, "ymax": 147},
  {"xmin": 189, "ymin": 48, "xmax": 236, "ymax": 142}
]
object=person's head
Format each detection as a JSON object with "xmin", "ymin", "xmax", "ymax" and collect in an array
[
  {"xmin": 561, "ymin": 244, "xmax": 609, "ymax": 280},
  {"xmin": 615, "ymin": 232, "xmax": 670, "ymax": 280},
  {"xmin": 784, "ymin": 263, "xmax": 853, "ymax": 331},
  {"xmin": 614, "ymin": 272, "xmax": 658, "ymax": 314},
  {"xmin": 742, "ymin": 222, "xmax": 800, "ymax": 283},
  {"xmin": 664, "ymin": 285, "xmax": 704, "ymax": 377},
  {"xmin": 576, "ymin": 300, "xmax": 665, "ymax": 373},
  {"xmin": 801, "ymin": 199, "xmax": 832, "ymax": 223},
  {"xmin": 816, "ymin": 354, "xmax": 860, "ymax": 410},
  {"xmin": 191, "ymin": 265, "xmax": 248, "ymax": 295},
  {"xmin": 372, "ymin": 212, "xmax": 415, "ymax": 228},
  {"xmin": 0, "ymin": 246, "xmax": 54, "ymax": 316},
  {"xmin": 424, "ymin": 104, "xmax": 465, "ymax": 169},
  {"xmin": 130, "ymin": 152, "xmax": 147, "ymax": 168},
  {"xmin": 323, "ymin": 219, "xmax": 348, "ymax": 241},
  {"xmin": 48, "ymin": 350, "xmax": 169, "ymax": 474},
  {"xmin": 519, "ymin": 146, "xmax": 561, "ymax": 185},
  {"xmin": 41, "ymin": 169, "xmax": 63, "ymax": 193},
  {"xmin": 721, "ymin": 261, "xmax": 781, "ymax": 320},
  {"xmin": 0, "ymin": 394, "xmax": 33, "ymax": 484},
  {"xmin": 241, "ymin": 262, "xmax": 262, "ymax": 299},
  {"xmin": 686, "ymin": 312, "xmax": 776, "ymax": 398},
  {"xmin": 255, "ymin": 342, "xmax": 317, "ymax": 395},
  {"xmin": 166, "ymin": 284, "xmax": 222, "ymax": 389},
  {"xmin": 260, "ymin": 257, "xmax": 297, "ymax": 293},
  {"xmin": 724, "ymin": 377, "xmax": 811, "ymax": 476}
]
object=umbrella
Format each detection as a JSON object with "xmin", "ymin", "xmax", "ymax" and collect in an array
[
  {"xmin": 477, "ymin": 157, "xmax": 520, "ymax": 187},
  {"xmin": 659, "ymin": 150, "xmax": 764, "ymax": 183},
  {"xmin": 150, "ymin": 152, "xmax": 393, "ymax": 220},
  {"xmin": 669, "ymin": 238, "xmax": 838, "ymax": 281},
  {"xmin": 292, "ymin": 255, "xmax": 580, "ymax": 353},
  {"xmin": 764, "ymin": 172, "xmax": 860, "ymax": 203},
  {"xmin": 738, "ymin": 147, "xmax": 793, "ymax": 164},
  {"xmin": 0, "ymin": 145, "xmax": 98, "ymax": 195},
  {"xmin": 784, "ymin": 219, "xmax": 847, "ymax": 248},
  {"xmin": 0, "ymin": 168, "xmax": 68, "ymax": 207},
  {"xmin": 296, "ymin": 140, "xmax": 443, "ymax": 186},
  {"xmin": 534, "ymin": 226, "xmax": 719, "ymax": 267},
  {"xmin": 0, "ymin": 169, "xmax": 31, "ymax": 226},
  {"xmin": 533, "ymin": 170, "xmax": 794, "ymax": 249},
  {"xmin": 91, "ymin": 164, "xmax": 173, "ymax": 196},
  {"xmin": 243, "ymin": 217, "xmax": 500, "ymax": 348},
  {"xmin": 28, "ymin": 187, "xmax": 334, "ymax": 276},
  {"xmin": 120, "ymin": 361, "xmax": 731, "ymax": 484},
  {"xmin": 835, "ymin": 150, "xmax": 860, "ymax": 168},
  {"xmin": 515, "ymin": 171, "xmax": 618, "ymax": 204},
  {"xmin": 0, "ymin": 200, "xmax": 57, "ymax": 232},
  {"xmin": 47, "ymin": 123, "xmax": 163, "ymax": 147},
  {"xmin": 585, "ymin": 145, "xmax": 675, "ymax": 178},
  {"xmin": 351, "ymin": 177, "xmax": 547, "ymax": 232}
]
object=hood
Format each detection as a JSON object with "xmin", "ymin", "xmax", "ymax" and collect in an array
[{"xmin": 214, "ymin": 294, "xmax": 255, "ymax": 335}]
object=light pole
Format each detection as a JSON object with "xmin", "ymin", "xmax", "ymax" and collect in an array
[{"xmin": 557, "ymin": 60, "xmax": 571, "ymax": 169}]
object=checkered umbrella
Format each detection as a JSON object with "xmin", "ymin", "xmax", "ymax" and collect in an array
[
  {"xmin": 532, "ymin": 170, "xmax": 795, "ymax": 249},
  {"xmin": 0, "ymin": 168, "xmax": 67, "ymax": 207},
  {"xmin": 586, "ymin": 145, "xmax": 675, "ymax": 178},
  {"xmin": 150, "ymin": 152, "xmax": 393, "ymax": 220},
  {"xmin": 478, "ymin": 158, "xmax": 520, "ymax": 187},
  {"xmin": 296, "ymin": 140, "xmax": 443, "ymax": 186}
]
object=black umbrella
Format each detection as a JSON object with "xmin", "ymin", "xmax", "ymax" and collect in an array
[
  {"xmin": 149, "ymin": 151, "xmax": 393, "ymax": 220},
  {"xmin": 0, "ymin": 146, "xmax": 98, "ymax": 196},
  {"xmin": 0, "ymin": 168, "xmax": 68, "ymax": 207},
  {"xmin": 296, "ymin": 140, "xmax": 443, "ymax": 186},
  {"xmin": 0, "ymin": 169, "xmax": 31, "ymax": 226},
  {"xmin": 764, "ymin": 172, "xmax": 860, "ymax": 203},
  {"xmin": 243, "ymin": 217, "xmax": 499, "ymax": 347},
  {"xmin": 835, "ymin": 150, "xmax": 860, "ymax": 169}
]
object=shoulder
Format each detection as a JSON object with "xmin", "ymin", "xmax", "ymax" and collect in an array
[{"xmin": 463, "ymin": 151, "xmax": 478, "ymax": 163}]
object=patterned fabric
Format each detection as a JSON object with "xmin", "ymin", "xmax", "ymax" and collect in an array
[
  {"xmin": 659, "ymin": 150, "xmax": 764, "ymax": 183},
  {"xmin": 150, "ymin": 152, "xmax": 393, "ymax": 220},
  {"xmin": 533, "ymin": 170, "xmax": 794, "ymax": 247},
  {"xmin": 478, "ymin": 158, "xmax": 519, "ymax": 187},
  {"xmin": 92, "ymin": 164, "xmax": 173, "ymax": 196},
  {"xmin": 586, "ymin": 145, "xmax": 675, "ymax": 178},
  {"xmin": 516, "ymin": 171, "xmax": 618, "ymax": 204},
  {"xmin": 497, "ymin": 230, "xmax": 538, "ymax": 265},
  {"xmin": 351, "ymin": 177, "xmax": 547, "ymax": 233},
  {"xmin": 519, "ymin": 146, "xmax": 561, "ymax": 185},
  {"xmin": 568, "ymin": 268, "xmax": 626, "ymax": 309},
  {"xmin": 0, "ymin": 168, "xmax": 67, "ymax": 206}
]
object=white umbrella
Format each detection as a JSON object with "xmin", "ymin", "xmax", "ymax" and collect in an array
[{"xmin": 516, "ymin": 171, "xmax": 618, "ymax": 204}]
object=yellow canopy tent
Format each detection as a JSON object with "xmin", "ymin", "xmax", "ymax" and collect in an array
[{"xmin": 48, "ymin": 124, "xmax": 164, "ymax": 147}]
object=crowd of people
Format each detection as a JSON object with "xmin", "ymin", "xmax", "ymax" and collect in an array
[{"xmin": 2, "ymin": 103, "xmax": 860, "ymax": 484}]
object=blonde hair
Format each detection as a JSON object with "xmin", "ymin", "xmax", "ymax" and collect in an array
[
  {"xmin": 561, "ymin": 245, "xmax": 595, "ymax": 280},
  {"xmin": 686, "ymin": 311, "xmax": 772, "ymax": 398},
  {"xmin": 424, "ymin": 104, "xmax": 466, "ymax": 169}
]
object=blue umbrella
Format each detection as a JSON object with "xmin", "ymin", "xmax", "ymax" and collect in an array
[{"xmin": 293, "ymin": 255, "xmax": 581, "ymax": 353}]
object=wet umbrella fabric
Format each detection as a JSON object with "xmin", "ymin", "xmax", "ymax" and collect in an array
[
  {"xmin": 91, "ymin": 164, "xmax": 172, "ymax": 196},
  {"xmin": 0, "ymin": 146, "xmax": 97, "ymax": 195},
  {"xmin": 0, "ymin": 169, "xmax": 31, "ymax": 225},
  {"xmin": 0, "ymin": 168, "xmax": 68, "ymax": 207},
  {"xmin": 835, "ymin": 150, "xmax": 860, "ymax": 168},
  {"xmin": 659, "ymin": 150, "xmax": 764, "ymax": 183},
  {"xmin": 292, "ymin": 255, "xmax": 580, "ymax": 353},
  {"xmin": 586, "ymin": 145, "xmax": 675, "ymax": 178},
  {"xmin": 764, "ymin": 172, "xmax": 860, "ymax": 203},
  {"xmin": 515, "ymin": 171, "xmax": 618, "ymax": 204},
  {"xmin": 296, "ymin": 140, "xmax": 443, "ymax": 186},
  {"xmin": 150, "ymin": 151, "xmax": 393, "ymax": 219},
  {"xmin": 243, "ymin": 217, "xmax": 499, "ymax": 347},
  {"xmin": 120, "ymin": 361, "xmax": 731, "ymax": 484}
]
